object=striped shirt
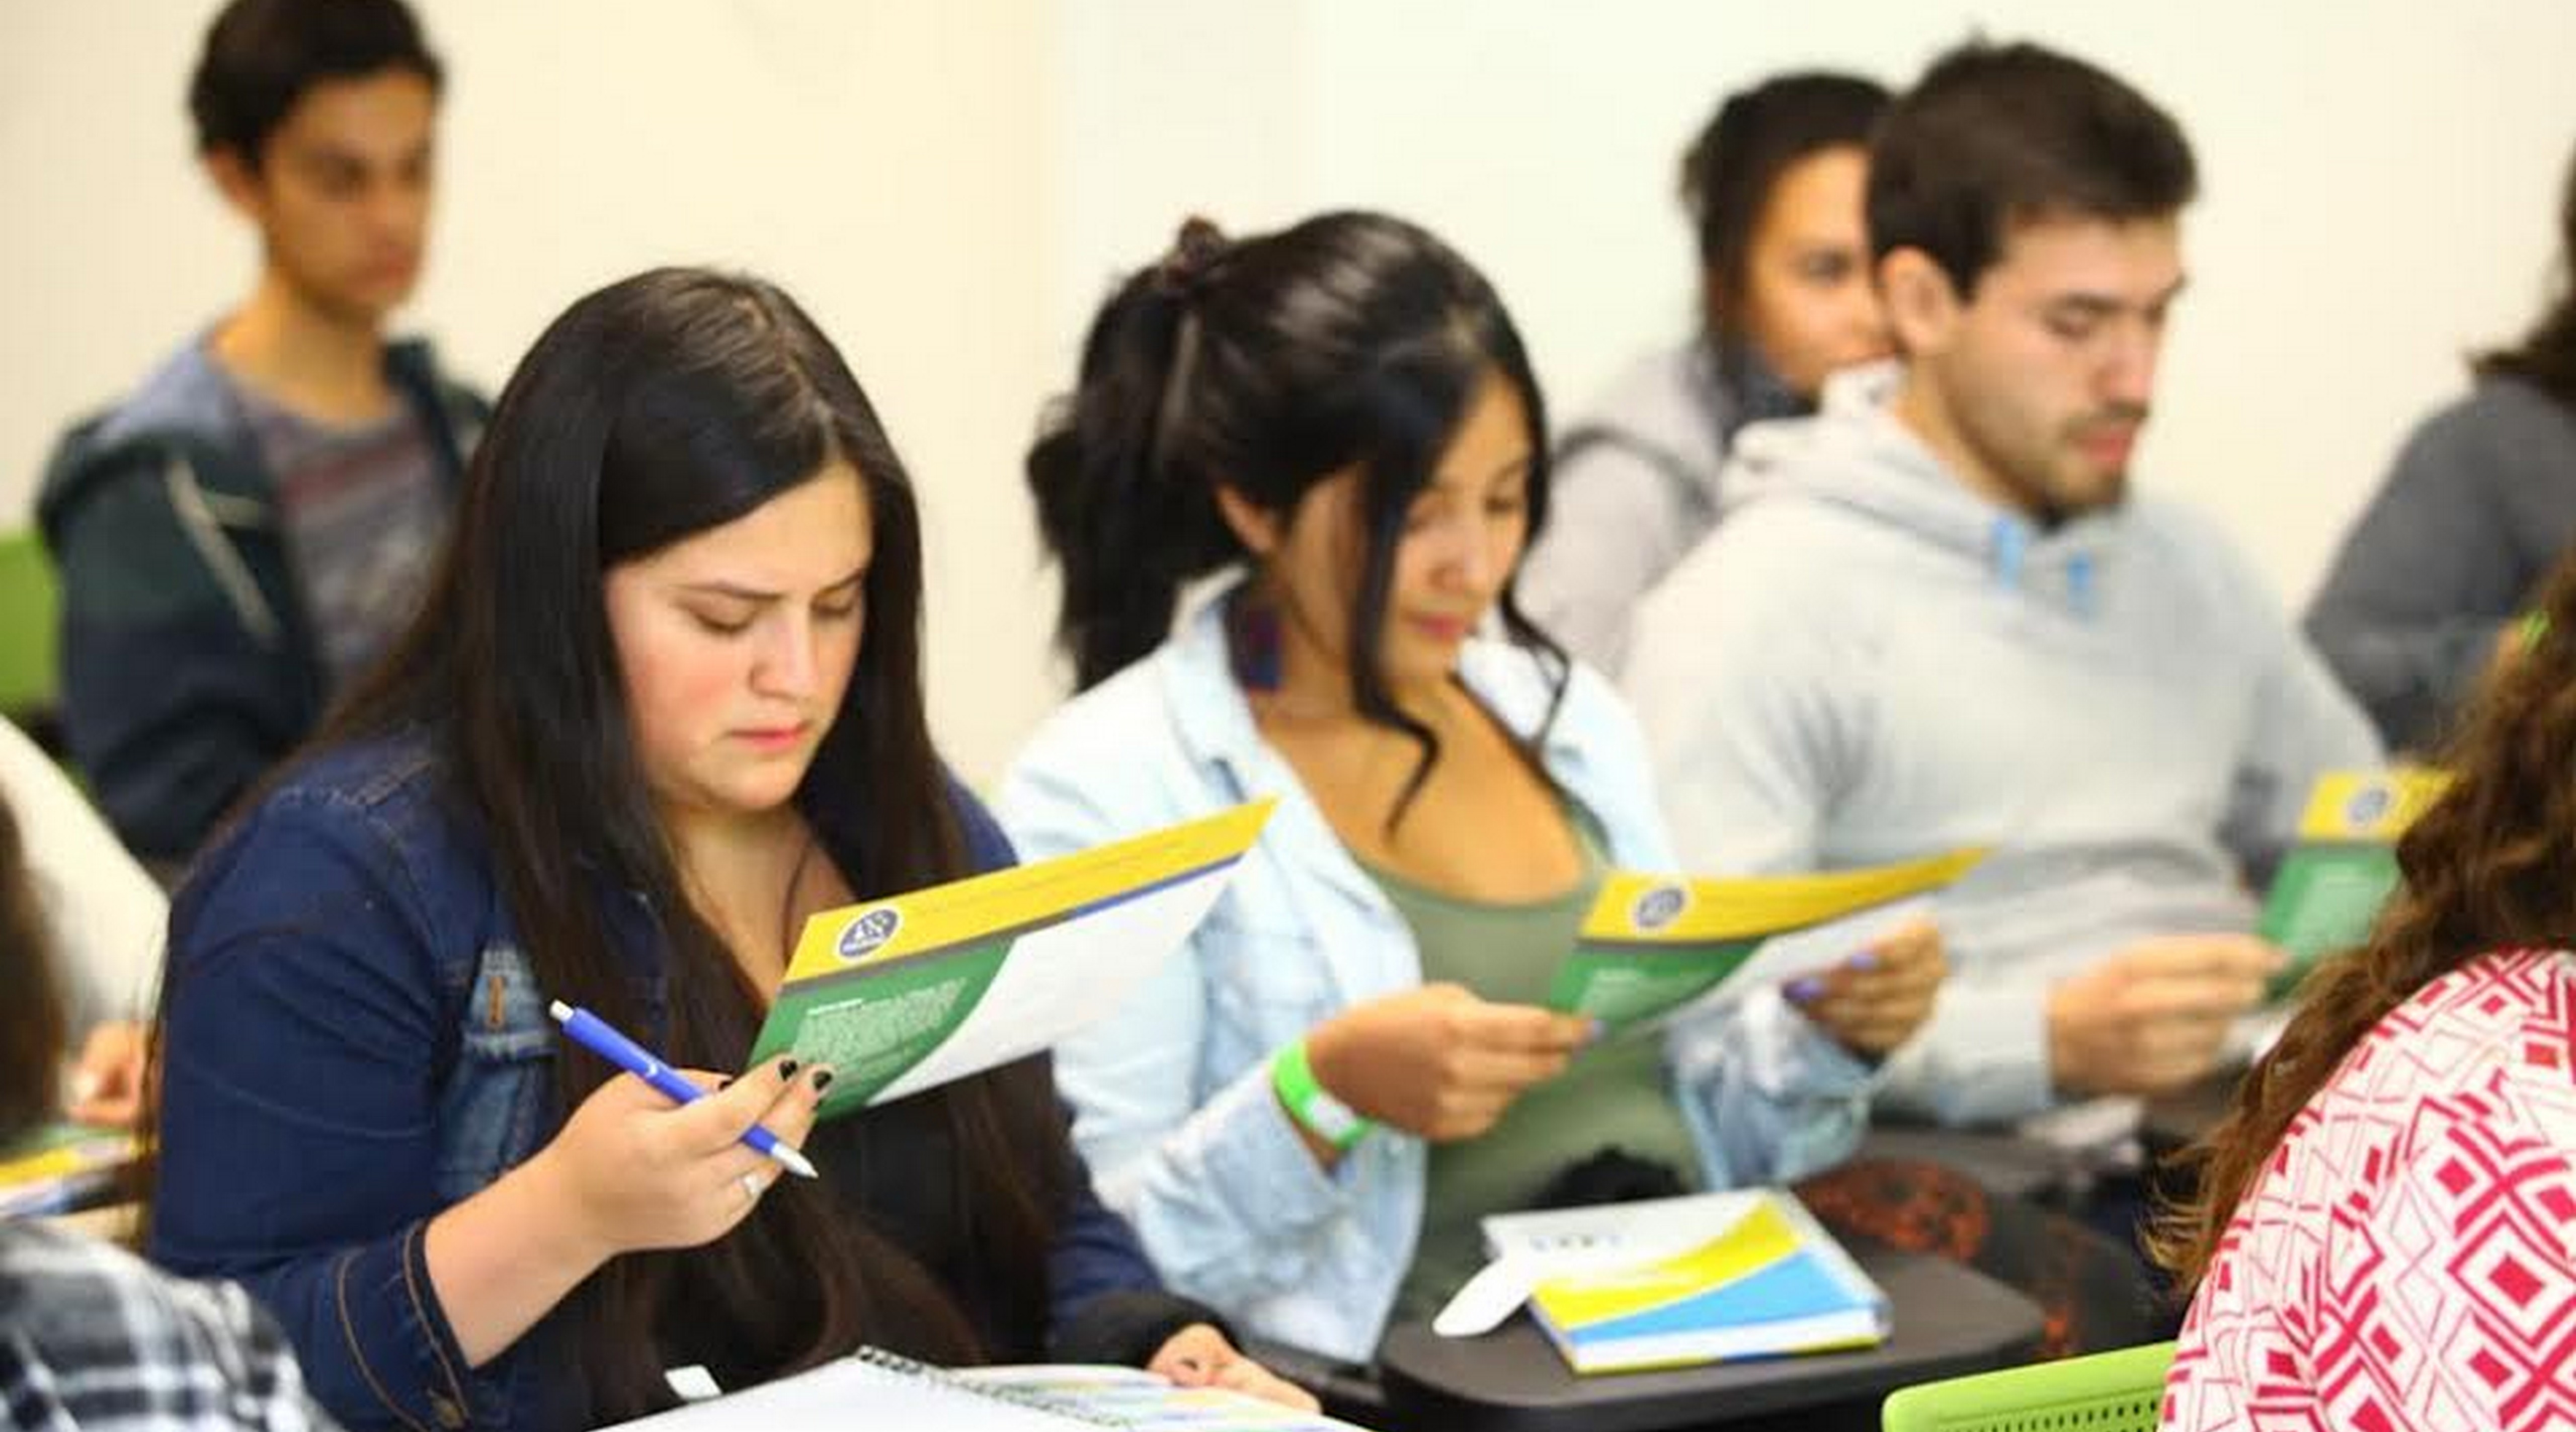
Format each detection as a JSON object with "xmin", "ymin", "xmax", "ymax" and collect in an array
[{"xmin": 234, "ymin": 381, "xmax": 446, "ymax": 692}]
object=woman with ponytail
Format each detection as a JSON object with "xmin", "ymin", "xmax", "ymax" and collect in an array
[
  {"xmin": 2156, "ymin": 553, "xmax": 2576, "ymax": 1429},
  {"xmin": 1000, "ymin": 212, "xmax": 1948, "ymax": 1361},
  {"xmin": 146, "ymin": 268, "xmax": 1309, "ymax": 1432}
]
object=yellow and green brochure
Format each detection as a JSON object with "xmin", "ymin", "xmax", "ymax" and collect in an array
[
  {"xmin": 2262, "ymin": 768, "xmax": 2447, "ymax": 999},
  {"xmin": 750, "ymin": 800, "xmax": 1275, "ymax": 1118},
  {"xmin": 1549, "ymin": 849, "xmax": 1986, "ymax": 1032}
]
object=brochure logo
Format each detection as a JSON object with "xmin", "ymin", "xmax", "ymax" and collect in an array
[
  {"xmin": 836, "ymin": 906, "xmax": 903, "ymax": 963},
  {"xmin": 2343, "ymin": 781, "xmax": 2393, "ymax": 830},
  {"xmin": 1631, "ymin": 884, "xmax": 1689, "ymax": 932}
]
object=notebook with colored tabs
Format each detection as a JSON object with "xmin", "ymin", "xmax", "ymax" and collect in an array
[
  {"xmin": 1482, "ymin": 1189, "xmax": 1890, "ymax": 1376},
  {"xmin": 0, "ymin": 1123, "xmax": 137, "ymax": 1218}
]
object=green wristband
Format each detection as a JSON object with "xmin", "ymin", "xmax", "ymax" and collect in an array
[
  {"xmin": 2522, "ymin": 609, "xmax": 2551, "ymax": 652},
  {"xmin": 1272, "ymin": 1038, "xmax": 1373, "ymax": 1151}
]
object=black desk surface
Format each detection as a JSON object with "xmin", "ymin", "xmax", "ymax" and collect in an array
[{"xmin": 1377, "ymin": 1245, "xmax": 2044, "ymax": 1432}]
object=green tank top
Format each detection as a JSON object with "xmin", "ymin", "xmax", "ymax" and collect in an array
[{"xmin": 1360, "ymin": 820, "xmax": 1704, "ymax": 1325}]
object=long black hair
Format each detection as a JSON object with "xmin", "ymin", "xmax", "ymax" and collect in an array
[
  {"xmin": 2475, "ymin": 135, "xmax": 2576, "ymax": 408},
  {"xmin": 306, "ymin": 269, "xmax": 1061, "ymax": 1420},
  {"xmin": 1027, "ymin": 211, "xmax": 1564, "ymax": 825}
]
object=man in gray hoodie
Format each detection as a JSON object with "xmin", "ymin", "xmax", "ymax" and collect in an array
[{"xmin": 1625, "ymin": 41, "xmax": 2383, "ymax": 1129}]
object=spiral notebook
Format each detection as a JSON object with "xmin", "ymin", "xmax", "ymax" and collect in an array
[{"xmin": 600, "ymin": 1347, "xmax": 1370, "ymax": 1431}]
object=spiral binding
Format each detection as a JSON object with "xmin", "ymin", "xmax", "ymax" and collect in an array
[{"xmin": 849, "ymin": 1347, "xmax": 1130, "ymax": 1428}]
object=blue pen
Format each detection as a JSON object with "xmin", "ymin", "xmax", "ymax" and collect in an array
[{"xmin": 548, "ymin": 1000, "xmax": 820, "ymax": 1179}]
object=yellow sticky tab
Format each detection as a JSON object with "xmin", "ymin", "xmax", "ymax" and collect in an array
[{"xmin": 2294, "ymin": 769, "xmax": 2449, "ymax": 843}]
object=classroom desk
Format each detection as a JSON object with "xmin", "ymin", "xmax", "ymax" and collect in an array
[{"xmin": 1377, "ymin": 1243, "xmax": 2044, "ymax": 1432}]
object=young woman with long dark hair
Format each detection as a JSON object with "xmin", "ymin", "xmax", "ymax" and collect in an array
[
  {"xmin": 146, "ymin": 268, "xmax": 1307, "ymax": 1431},
  {"xmin": 2158, "ymin": 551, "xmax": 2576, "ymax": 1429},
  {"xmin": 1001, "ymin": 211, "xmax": 1946, "ymax": 1361}
]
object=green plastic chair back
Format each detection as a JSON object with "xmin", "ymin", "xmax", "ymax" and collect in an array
[
  {"xmin": 0, "ymin": 529, "xmax": 60, "ymax": 719},
  {"xmin": 1882, "ymin": 1340, "xmax": 2176, "ymax": 1432}
]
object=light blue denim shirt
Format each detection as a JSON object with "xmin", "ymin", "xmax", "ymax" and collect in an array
[{"xmin": 997, "ymin": 583, "xmax": 1878, "ymax": 1360}]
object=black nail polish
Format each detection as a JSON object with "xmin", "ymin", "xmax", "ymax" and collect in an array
[
  {"xmin": 778, "ymin": 1058, "xmax": 801, "ymax": 1079},
  {"xmin": 812, "ymin": 1069, "xmax": 835, "ymax": 1091}
]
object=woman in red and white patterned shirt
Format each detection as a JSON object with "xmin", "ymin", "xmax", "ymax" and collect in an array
[{"xmin": 2154, "ymin": 555, "xmax": 2576, "ymax": 1432}]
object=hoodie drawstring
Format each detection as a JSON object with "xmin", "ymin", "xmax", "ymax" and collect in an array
[
  {"xmin": 1990, "ymin": 515, "xmax": 2099, "ymax": 620},
  {"xmin": 1990, "ymin": 516, "xmax": 2029, "ymax": 592}
]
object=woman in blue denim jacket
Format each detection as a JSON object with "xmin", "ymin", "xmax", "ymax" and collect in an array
[
  {"xmin": 999, "ymin": 214, "xmax": 1950, "ymax": 1362},
  {"xmin": 148, "ymin": 270, "xmax": 1311, "ymax": 1431}
]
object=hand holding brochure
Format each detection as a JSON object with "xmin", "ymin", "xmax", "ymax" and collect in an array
[
  {"xmin": 749, "ymin": 801, "xmax": 1274, "ymax": 1117},
  {"xmin": 1549, "ymin": 849, "xmax": 1984, "ymax": 1031},
  {"xmin": 2261, "ymin": 769, "xmax": 2445, "ymax": 999},
  {"xmin": 1463, "ymin": 1189, "xmax": 1890, "ymax": 1375}
]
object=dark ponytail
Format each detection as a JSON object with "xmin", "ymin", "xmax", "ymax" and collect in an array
[
  {"xmin": 1027, "ymin": 219, "xmax": 1247, "ymax": 690},
  {"xmin": 1025, "ymin": 210, "xmax": 1568, "ymax": 829}
]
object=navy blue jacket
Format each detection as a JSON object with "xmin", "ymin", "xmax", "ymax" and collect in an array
[
  {"xmin": 150, "ymin": 736, "xmax": 1199, "ymax": 1432},
  {"xmin": 35, "ymin": 337, "xmax": 484, "ymax": 862}
]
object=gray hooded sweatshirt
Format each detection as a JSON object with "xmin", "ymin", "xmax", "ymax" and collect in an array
[
  {"xmin": 1519, "ymin": 338, "xmax": 1802, "ymax": 675},
  {"xmin": 1623, "ymin": 363, "xmax": 2383, "ymax": 1127}
]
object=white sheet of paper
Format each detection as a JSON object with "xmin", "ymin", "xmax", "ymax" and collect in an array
[
  {"xmin": 865, "ymin": 862, "xmax": 1240, "ymax": 1105},
  {"xmin": 604, "ymin": 1358, "xmax": 1085, "ymax": 1430},
  {"xmin": 1657, "ymin": 895, "xmax": 1937, "ymax": 1028}
]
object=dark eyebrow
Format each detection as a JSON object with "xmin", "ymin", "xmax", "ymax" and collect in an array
[
  {"xmin": 1426, "ymin": 452, "xmax": 1533, "ymax": 492},
  {"xmin": 2046, "ymin": 274, "xmax": 2190, "ymax": 316},
  {"xmin": 678, "ymin": 565, "xmax": 868, "ymax": 603}
]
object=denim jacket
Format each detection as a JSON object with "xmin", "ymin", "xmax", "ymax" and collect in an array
[
  {"xmin": 996, "ymin": 584, "xmax": 1878, "ymax": 1361},
  {"xmin": 151, "ymin": 735, "xmax": 1180, "ymax": 1432}
]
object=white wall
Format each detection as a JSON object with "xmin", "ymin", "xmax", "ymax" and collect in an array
[
  {"xmin": 1060, "ymin": 0, "xmax": 2576, "ymax": 612},
  {"xmin": 7, "ymin": 2, "xmax": 2575, "ymax": 786},
  {"xmin": 0, "ymin": 1, "xmax": 1062, "ymax": 780}
]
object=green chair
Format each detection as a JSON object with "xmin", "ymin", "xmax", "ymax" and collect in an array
[
  {"xmin": 0, "ymin": 527, "xmax": 62, "ymax": 722},
  {"xmin": 1882, "ymin": 1340, "xmax": 2176, "ymax": 1431}
]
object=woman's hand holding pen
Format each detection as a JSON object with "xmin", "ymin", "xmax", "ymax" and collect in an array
[{"xmin": 527, "ymin": 1056, "xmax": 835, "ymax": 1259}]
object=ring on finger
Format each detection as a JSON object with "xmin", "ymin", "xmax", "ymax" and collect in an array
[{"xmin": 738, "ymin": 1170, "xmax": 767, "ymax": 1206}]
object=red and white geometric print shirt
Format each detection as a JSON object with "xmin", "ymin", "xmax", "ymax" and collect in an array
[{"xmin": 2165, "ymin": 948, "xmax": 2576, "ymax": 1431}]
